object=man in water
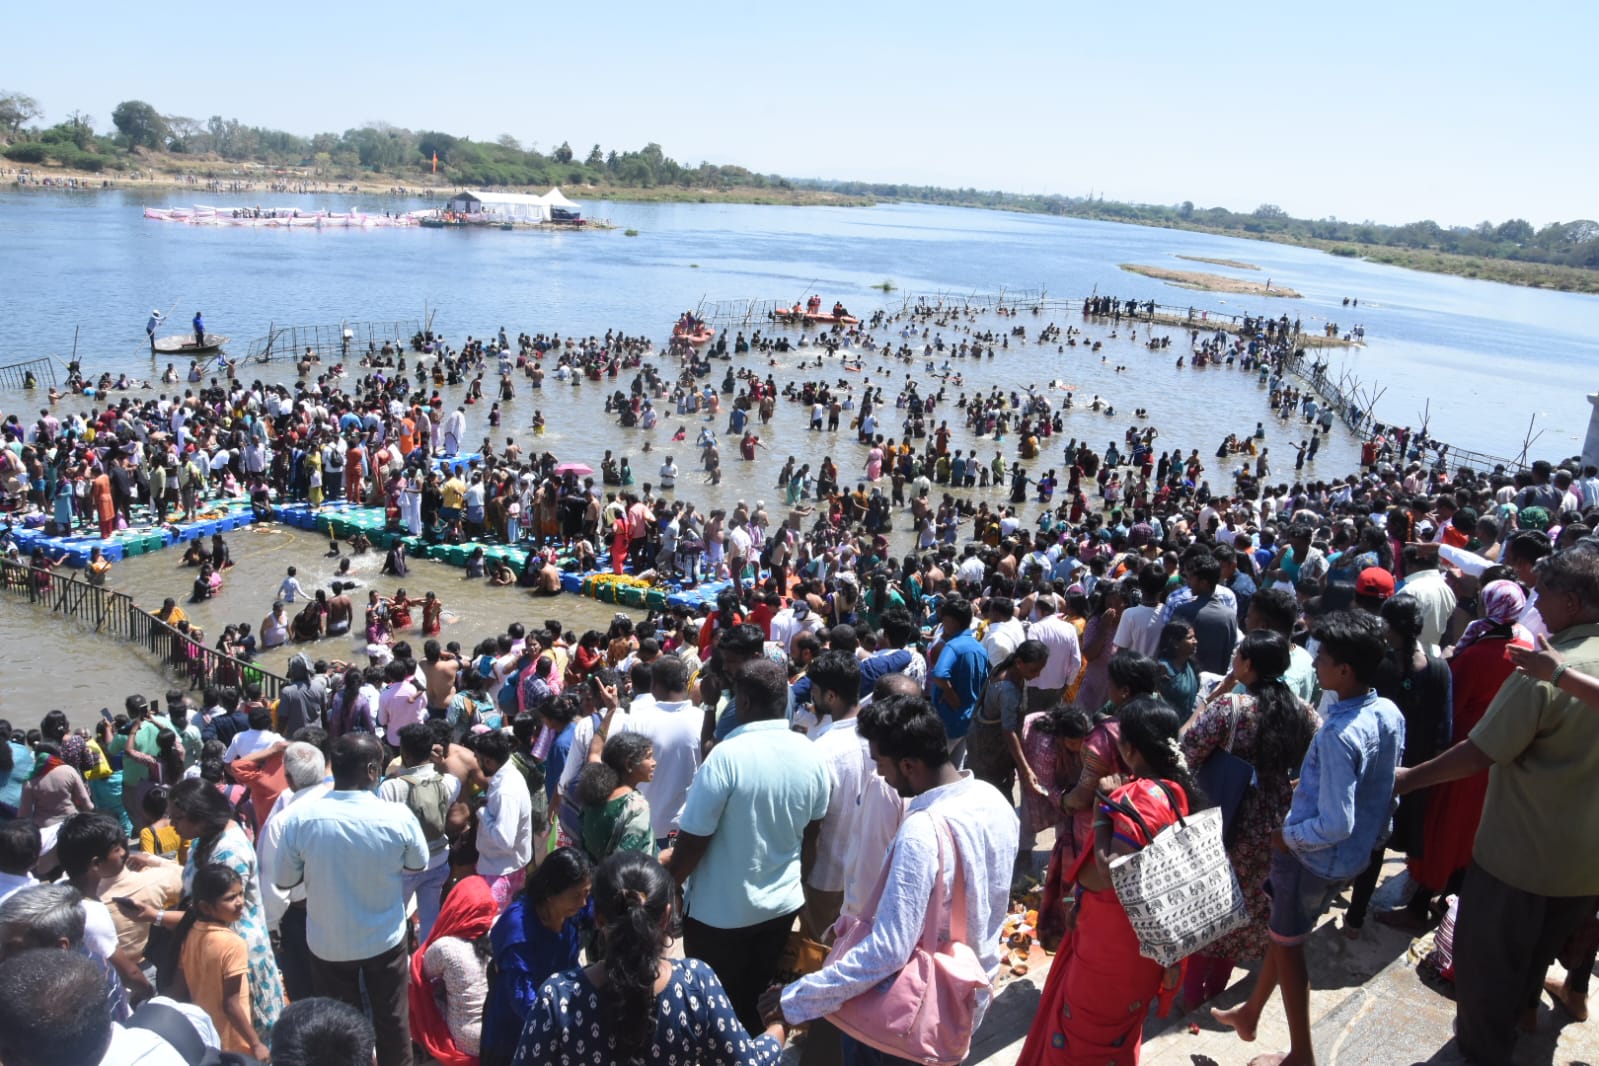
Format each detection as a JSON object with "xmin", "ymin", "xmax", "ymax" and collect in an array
[
  {"xmin": 191, "ymin": 310, "xmax": 205, "ymax": 348},
  {"xmin": 145, "ymin": 309, "xmax": 163, "ymax": 352}
]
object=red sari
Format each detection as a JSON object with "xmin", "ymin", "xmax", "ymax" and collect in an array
[
  {"xmin": 1407, "ymin": 637, "xmax": 1513, "ymax": 891},
  {"xmin": 1019, "ymin": 777, "xmax": 1188, "ymax": 1066}
]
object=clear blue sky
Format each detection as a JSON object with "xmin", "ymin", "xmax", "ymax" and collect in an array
[{"xmin": 11, "ymin": 0, "xmax": 1594, "ymax": 227}]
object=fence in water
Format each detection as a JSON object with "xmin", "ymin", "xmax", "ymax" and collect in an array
[
  {"xmin": 0, "ymin": 356, "xmax": 58, "ymax": 390},
  {"xmin": 0, "ymin": 559, "xmax": 287, "ymax": 698},
  {"xmin": 244, "ymin": 320, "xmax": 425, "ymax": 364}
]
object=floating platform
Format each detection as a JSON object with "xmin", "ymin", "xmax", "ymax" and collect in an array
[{"xmin": 7, "ymin": 494, "xmax": 745, "ymax": 615}]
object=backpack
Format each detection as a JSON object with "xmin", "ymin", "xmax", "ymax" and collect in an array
[
  {"xmin": 403, "ymin": 773, "xmax": 451, "ymax": 847},
  {"xmin": 497, "ymin": 665, "xmax": 524, "ymax": 717}
]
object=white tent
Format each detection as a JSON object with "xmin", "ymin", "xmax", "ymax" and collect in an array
[
  {"xmin": 445, "ymin": 190, "xmax": 549, "ymax": 222},
  {"xmin": 537, "ymin": 187, "xmax": 582, "ymax": 221}
]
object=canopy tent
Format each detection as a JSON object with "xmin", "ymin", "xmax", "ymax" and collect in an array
[{"xmin": 537, "ymin": 187, "xmax": 582, "ymax": 221}]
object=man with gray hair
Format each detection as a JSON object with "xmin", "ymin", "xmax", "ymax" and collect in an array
[
  {"xmin": 0, "ymin": 884, "xmax": 125, "ymax": 1023},
  {"xmin": 256, "ymin": 740, "xmax": 332, "ymax": 1002}
]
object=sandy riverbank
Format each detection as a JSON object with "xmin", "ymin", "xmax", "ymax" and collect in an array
[
  {"xmin": 1121, "ymin": 263, "xmax": 1301, "ymax": 298},
  {"xmin": 9, "ymin": 161, "xmax": 871, "ymax": 207},
  {"xmin": 1175, "ymin": 254, "xmax": 1260, "ymax": 270}
]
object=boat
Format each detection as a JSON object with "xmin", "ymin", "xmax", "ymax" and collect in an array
[
  {"xmin": 152, "ymin": 333, "xmax": 229, "ymax": 355},
  {"xmin": 771, "ymin": 308, "xmax": 860, "ymax": 326},
  {"xmin": 672, "ymin": 325, "xmax": 716, "ymax": 345}
]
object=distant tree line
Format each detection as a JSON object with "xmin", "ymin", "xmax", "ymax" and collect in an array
[
  {"xmin": 790, "ymin": 179, "xmax": 1599, "ymax": 272},
  {"xmin": 0, "ymin": 91, "xmax": 788, "ymax": 193}
]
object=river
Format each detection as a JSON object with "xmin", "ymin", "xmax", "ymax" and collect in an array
[{"xmin": 1, "ymin": 189, "xmax": 1595, "ymax": 724}]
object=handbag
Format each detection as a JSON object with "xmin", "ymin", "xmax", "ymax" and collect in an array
[
  {"xmin": 1193, "ymin": 702, "xmax": 1257, "ymax": 846},
  {"xmin": 825, "ymin": 813, "xmax": 990, "ymax": 1065},
  {"xmin": 1102, "ymin": 781, "xmax": 1249, "ymax": 966},
  {"xmin": 774, "ymin": 928, "xmax": 830, "ymax": 985}
]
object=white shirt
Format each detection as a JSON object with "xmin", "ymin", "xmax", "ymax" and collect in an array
[
  {"xmin": 476, "ymin": 764, "xmax": 534, "ymax": 877},
  {"xmin": 1399, "ymin": 567, "xmax": 1457, "ymax": 656},
  {"xmin": 981, "ymin": 617, "xmax": 1026, "ymax": 667},
  {"xmin": 632, "ymin": 697, "xmax": 704, "ymax": 839},
  {"xmin": 82, "ymin": 898, "xmax": 120, "ymax": 962},
  {"xmin": 558, "ymin": 707, "xmax": 645, "ymax": 803},
  {"xmin": 1027, "ymin": 613, "xmax": 1082, "ymax": 691},
  {"xmin": 956, "ymin": 555, "xmax": 987, "ymax": 585},
  {"xmin": 808, "ymin": 718, "xmax": 901, "ymax": 896},
  {"xmin": 222, "ymin": 728, "xmax": 284, "ymax": 763},
  {"xmin": 257, "ymin": 780, "xmax": 334, "ymax": 930},
  {"xmin": 780, "ymin": 773, "xmax": 1017, "ymax": 1028},
  {"xmin": 1113, "ymin": 604, "xmax": 1162, "ymax": 657}
]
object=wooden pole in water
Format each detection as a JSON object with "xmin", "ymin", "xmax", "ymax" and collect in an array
[{"xmin": 71, "ymin": 326, "xmax": 79, "ymax": 365}]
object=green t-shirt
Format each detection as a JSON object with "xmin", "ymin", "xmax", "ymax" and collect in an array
[
  {"xmin": 1470, "ymin": 622, "xmax": 1599, "ymax": 897},
  {"xmin": 122, "ymin": 715, "xmax": 175, "ymax": 788}
]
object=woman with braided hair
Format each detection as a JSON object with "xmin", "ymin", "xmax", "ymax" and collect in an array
[
  {"xmin": 1179, "ymin": 629, "xmax": 1319, "ymax": 1006},
  {"xmin": 514, "ymin": 850, "xmax": 785, "ymax": 1065}
]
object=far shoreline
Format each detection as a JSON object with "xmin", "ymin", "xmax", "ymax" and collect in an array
[{"xmin": 10, "ymin": 160, "xmax": 1598, "ymax": 295}]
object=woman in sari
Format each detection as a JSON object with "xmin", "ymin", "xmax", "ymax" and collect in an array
[
  {"xmin": 410, "ymin": 876, "xmax": 499, "ymax": 1065},
  {"xmin": 1403, "ymin": 579, "xmax": 1529, "ymax": 919},
  {"xmin": 576, "ymin": 731, "xmax": 656, "ymax": 864},
  {"xmin": 1179, "ymin": 630, "xmax": 1318, "ymax": 1006},
  {"xmin": 1018, "ymin": 696, "xmax": 1205, "ymax": 1065}
]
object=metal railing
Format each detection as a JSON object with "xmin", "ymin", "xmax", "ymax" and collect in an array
[
  {"xmin": 0, "ymin": 559, "xmax": 286, "ymax": 697},
  {"xmin": 0, "ymin": 356, "xmax": 57, "ymax": 390},
  {"xmin": 244, "ymin": 320, "xmax": 424, "ymax": 363}
]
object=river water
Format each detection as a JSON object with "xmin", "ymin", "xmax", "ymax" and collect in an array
[{"xmin": 1, "ymin": 189, "xmax": 1595, "ymax": 724}]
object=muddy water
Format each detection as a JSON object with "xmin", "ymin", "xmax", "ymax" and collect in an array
[
  {"xmin": 3, "ymin": 524, "xmax": 642, "ymax": 730},
  {"xmin": 2, "ymin": 299, "xmax": 1368, "ymax": 733}
]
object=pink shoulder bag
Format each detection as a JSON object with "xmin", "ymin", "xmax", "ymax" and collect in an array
[{"xmin": 825, "ymin": 813, "xmax": 991, "ymax": 1065}]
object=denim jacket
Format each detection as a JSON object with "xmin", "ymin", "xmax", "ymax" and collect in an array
[{"xmin": 1281, "ymin": 689, "xmax": 1406, "ymax": 880}]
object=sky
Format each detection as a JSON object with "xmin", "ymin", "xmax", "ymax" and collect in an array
[{"xmin": 9, "ymin": 0, "xmax": 1595, "ymax": 227}]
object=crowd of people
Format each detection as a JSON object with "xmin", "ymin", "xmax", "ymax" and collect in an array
[{"xmin": 0, "ymin": 301, "xmax": 1597, "ymax": 1066}]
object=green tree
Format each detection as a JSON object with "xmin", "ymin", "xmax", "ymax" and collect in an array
[
  {"xmin": 585, "ymin": 143, "xmax": 603, "ymax": 167},
  {"xmin": 0, "ymin": 91, "xmax": 41, "ymax": 138},
  {"xmin": 553, "ymin": 140, "xmax": 573, "ymax": 164},
  {"xmin": 112, "ymin": 100, "xmax": 168, "ymax": 149}
]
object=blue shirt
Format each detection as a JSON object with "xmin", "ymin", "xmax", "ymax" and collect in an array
[
  {"xmin": 932, "ymin": 631, "xmax": 989, "ymax": 739},
  {"xmin": 274, "ymin": 789, "xmax": 430, "ymax": 961},
  {"xmin": 1282, "ymin": 689, "xmax": 1406, "ymax": 880},
  {"xmin": 678, "ymin": 718, "xmax": 829, "ymax": 929}
]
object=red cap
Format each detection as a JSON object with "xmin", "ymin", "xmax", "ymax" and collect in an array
[{"xmin": 1356, "ymin": 567, "xmax": 1395, "ymax": 600}]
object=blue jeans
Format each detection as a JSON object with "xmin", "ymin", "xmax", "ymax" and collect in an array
[{"xmin": 841, "ymin": 1035, "xmax": 918, "ymax": 1066}]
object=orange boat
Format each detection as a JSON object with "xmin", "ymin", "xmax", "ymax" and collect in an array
[
  {"xmin": 772, "ymin": 308, "xmax": 860, "ymax": 326},
  {"xmin": 673, "ymin": 324, "xmax": 715, "ymax": 345}
]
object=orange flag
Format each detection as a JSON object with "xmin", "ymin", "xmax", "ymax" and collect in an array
[{"xmin": 432, "ymin": 151, "xmax": 438, "ymax": 173}]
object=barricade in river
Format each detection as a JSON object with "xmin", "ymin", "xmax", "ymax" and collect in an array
[{"xmin": 0, "ymin": 557, "xmax": 287, "ymax": 698}]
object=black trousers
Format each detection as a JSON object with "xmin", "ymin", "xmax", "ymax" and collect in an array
[
  {"xmin": 1452, "ymin": 861, "xmax": 1596, "ymax": 1065},
  {"xmin": 310, "ymin": 940, "xmax": 412, "ymax": 1066},
  {"xmin": 684, "ymin": 909, "xmax": 798, "ymax": 1038},
  {"xmin": 276, "ymin": 903, "xmax": 315, "ymax": 1002}
]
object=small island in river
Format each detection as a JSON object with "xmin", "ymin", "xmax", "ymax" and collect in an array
[
  {"xmin": 1175, "ymin": 254, "xmax": 1260, "ymax": 271},
  {"xmin": 1120, "ymin": 263, "xmax": 1300, "ymax": 298}
]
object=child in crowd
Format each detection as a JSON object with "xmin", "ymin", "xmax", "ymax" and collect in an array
[{"xmin": 175, "ymin": 863, "xmax": 270, "ymax": 1060}]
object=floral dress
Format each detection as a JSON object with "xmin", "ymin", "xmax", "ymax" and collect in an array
[
  {"xmin": 184, "ymin": 823, "xmax": 285, "ymax": 1036},
  {"xmin": 1180, "ymin": 692, "xmax": 1318, "ymax": 962},
  {"xmin": 514, "ymin": 958, "xmax": 781, "ymax": 1065}
]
